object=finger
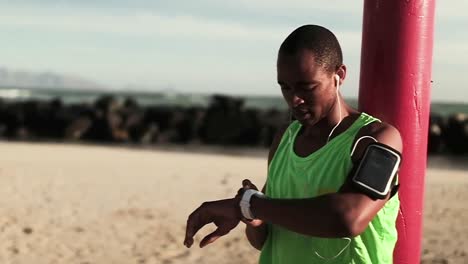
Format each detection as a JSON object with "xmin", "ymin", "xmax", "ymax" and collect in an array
[
  {"xmin": 242, "ymin": 179, "xmax": 258, "ymax": 190},
  {"xmin": 245, "ymin": 219, "xmax": 264, "ymax": 227},
  {"xmin": 184, "ymin": 213, "xmax": 197, "ymax": 248},
  {"xmin": 240, "ymin": 216, "xmax": 260, "ymax": 225},
  {"xmin": 236, "ymin": 187, "xmax": 244, "ymax": 197},
  {"xmin": 199, "ymin": 228, "xmax": 229, "ymax": 248},
  {"xmin": 184, "ymin": 208, "xmax": 208, "ymax": 248},
  {"xmin": 242, "ymin": 179, "xmax": 252, "ymax": 187}
]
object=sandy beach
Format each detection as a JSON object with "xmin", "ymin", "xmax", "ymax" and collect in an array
[{"xmin": 0, "ymin": 142, "xmax": 466, "ymax": 264}]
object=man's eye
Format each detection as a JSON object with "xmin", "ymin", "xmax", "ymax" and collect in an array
[
  {"xmin": 303, "ymin": 85, "xmax": 317, "ymax": 90},
  {"xmin": 280, "ymin": 85, "xmax": 291, "ymax": 91}
]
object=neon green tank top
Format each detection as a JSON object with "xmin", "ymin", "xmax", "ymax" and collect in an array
[{"xmin": 259, "ymin": 112, "xmax": 399, "ymax": 264}]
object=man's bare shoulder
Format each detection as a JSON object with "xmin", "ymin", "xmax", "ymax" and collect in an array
[
  {"xmin": 352, "ymin": 121, "xmax": 403, "ymax": 161},
  {"xmin": 368, "ymin": 122, "xmax": 402, "ymax": 150}
]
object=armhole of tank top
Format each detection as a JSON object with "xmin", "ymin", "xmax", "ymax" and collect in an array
[
  {"xmin": 268, "ymin": 121, "xmax": 298, "ymax": 172},
  {"xmin": 348, "ymin": 119, "xmax": 381, "ymax": 161}
]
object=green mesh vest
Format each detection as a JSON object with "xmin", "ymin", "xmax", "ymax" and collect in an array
[{"xmin": 259, "ymin": 112, "xmax": 399, "ymax": 264}]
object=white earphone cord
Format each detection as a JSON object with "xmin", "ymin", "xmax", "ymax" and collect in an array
[{"xmin": 326, "ymin": 75, "xmax": 342, "ymax": 143}]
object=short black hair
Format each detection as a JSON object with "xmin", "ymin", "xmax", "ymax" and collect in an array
[{"xmin": 279, "ymin": 25, "xmax": 343, "ymax": 74}]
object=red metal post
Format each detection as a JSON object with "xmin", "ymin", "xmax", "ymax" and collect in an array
[{"xmin": 358, "ymin": 0, "xmax": 435, "ymax": 263}]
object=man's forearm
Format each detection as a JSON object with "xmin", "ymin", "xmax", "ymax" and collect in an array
[
  {"xmin": 250, "ymin": 193, "xmax": 363, "ymax": 238},
  {"xmin": 245, "ymin": 223, "xmax": 268, "ymax": 250}
]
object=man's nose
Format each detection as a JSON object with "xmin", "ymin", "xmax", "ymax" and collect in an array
[{"xmin": 292, "ymin": 94, "xmax": 304, "ymax": 107}]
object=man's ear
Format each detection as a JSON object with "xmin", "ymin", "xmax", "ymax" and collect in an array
[{"xmin": 336, "ymin": 64, "xmax": 347, "ymax": 86}]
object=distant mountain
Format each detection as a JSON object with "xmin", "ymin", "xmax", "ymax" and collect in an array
[{"xmin": 0, "ymin": 67, "xmax": 108, "ymax": 90}]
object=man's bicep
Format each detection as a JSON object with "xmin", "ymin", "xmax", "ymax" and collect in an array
[{"xmin": 336, "ymin": 160, "xmax": 395, "ymax": 235}]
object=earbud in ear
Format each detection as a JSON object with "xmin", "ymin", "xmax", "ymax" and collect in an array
[{"xmin": 335, "ymin": 74, "xmax": 340, "ymax": 91}]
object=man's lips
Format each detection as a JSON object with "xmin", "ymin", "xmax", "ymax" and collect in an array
[
  {"xmin": 293, "ymin": 108, "xmax": 310, "ymax": 115},
  {"xmin": 293, "ymin": 110, "xmax": 311, "ymax": 119}
]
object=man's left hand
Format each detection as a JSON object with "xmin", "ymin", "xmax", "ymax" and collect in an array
[{"xmin": 184, "ymin": 198, "xmax": 242, "ymax": 248}]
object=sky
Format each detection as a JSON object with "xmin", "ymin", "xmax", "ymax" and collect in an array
[{"xmin": 0, "ymin": 0, "xmax": 467, "ymax": 102}]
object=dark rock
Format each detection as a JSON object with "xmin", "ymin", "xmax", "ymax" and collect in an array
[
  {"xmin": 444, "ymin": 113, "xmax": 468, "ymax": 154},
  {"xmin": 428, "ymin": 112, "xmax": 445, "ymax": 154}
]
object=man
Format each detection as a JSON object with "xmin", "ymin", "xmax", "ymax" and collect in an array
[{"xmin": 184, "ymin": 25, "xmax": 402, "ymax": 263}]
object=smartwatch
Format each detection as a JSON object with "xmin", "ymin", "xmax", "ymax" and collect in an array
[{"xmin": 239, "ymin": 189, "xmax": 265, "ymax": 220}]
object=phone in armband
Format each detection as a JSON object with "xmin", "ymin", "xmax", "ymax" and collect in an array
[{"xmin": 351, "ymin": 142, "xmax": 402, "ymax": 200}]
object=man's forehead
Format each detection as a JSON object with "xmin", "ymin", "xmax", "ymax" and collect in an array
[
  {"xmin": 277, "ymin": 49, "xmax": 317, "ymax": 64},
  {"xmin": 277, "ymin": 50, "xmax": 321, "ymax": 76}
]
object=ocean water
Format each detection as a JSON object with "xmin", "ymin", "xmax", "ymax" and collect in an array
[{"xmin": 0, "ymin": 87, "xmax": 467, "ymax": 116}]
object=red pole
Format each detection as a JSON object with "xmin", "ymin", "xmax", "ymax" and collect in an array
[{"xmin": 359, "ymin": 1, "xmax": 435, "ymax": 263}]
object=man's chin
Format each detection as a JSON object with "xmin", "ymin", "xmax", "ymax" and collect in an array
[{"xmin": 296, "ymin": 115, "xmax": 319, "ymax": 126}]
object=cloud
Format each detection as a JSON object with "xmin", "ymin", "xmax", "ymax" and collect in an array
[
  {"xmin": 0, "ymin": 9, "xmax": 286, "ymax": 41},
  {"xmin": 1, "ymin": 0, "xmax": 363, "ymax": 13},
  {"xmin": 436, "ymin": 1, "xmax": 468, "ymax": 20},
  {"xmin": 434, "ymin": 41, "xmax": 468, "ymax": 67},
  {"xmin": 0, "ymin": 1, "xmax": 364, "ymax": 32},
  {"xmin": 0, "ymin": 4, "xmax": 365, "ymax": 96},
  {"xmin": 1, "ymin": 2, "xmax": 465, "ymax": 101},
  {"xmin": 231, "ymin": 0, "xmax": 362, "ymax": 13},
  {"xmin": 0, "ymin": 5, "xmax": 362, "ymax": 47}
]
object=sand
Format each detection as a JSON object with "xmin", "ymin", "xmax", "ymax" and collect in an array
[{"xmin": 0, "ymin": 142, "xmax": 466, "ymax": 264}]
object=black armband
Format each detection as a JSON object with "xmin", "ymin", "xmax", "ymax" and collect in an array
[{"xmin": 351, "ymin": 142, "xmax": 402, "ymax": 200}]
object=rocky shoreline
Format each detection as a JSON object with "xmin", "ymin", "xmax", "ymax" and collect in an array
[{"xmin": 0, "ymin": 94, "xmax": 467, "ymax": 155}]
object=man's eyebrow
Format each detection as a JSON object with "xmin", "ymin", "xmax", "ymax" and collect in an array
[
  {"xmin": 277, "ymin": 80, "xmax": 318, "ymax": 86},
  {"xmin": 296, "ymin": 81, "xmax": 318, "ymax": 86}
]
